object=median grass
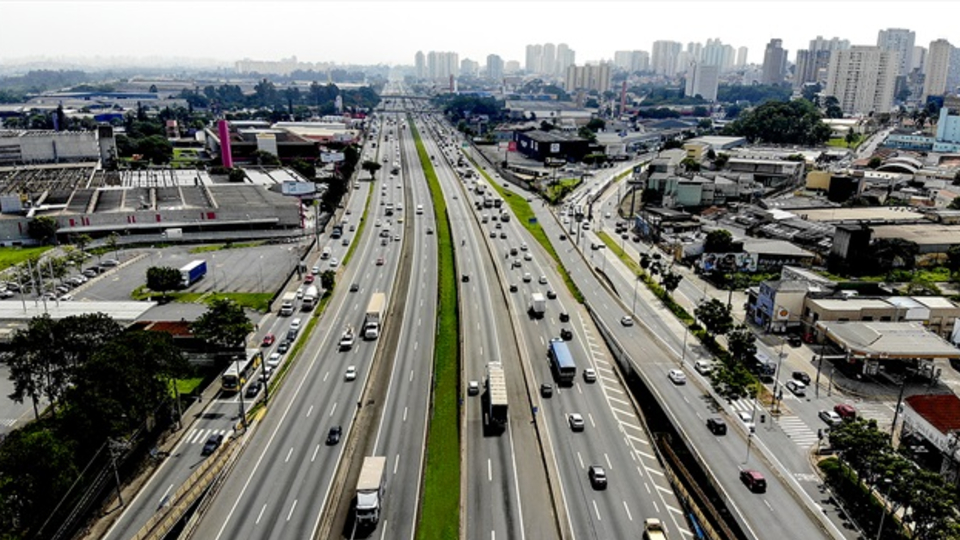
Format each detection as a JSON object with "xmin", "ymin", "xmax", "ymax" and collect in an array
[
  {"xmin": 342, "ymin": 181, "xmax": 374, "ymax": 267},
  {"xmin": 411, "ymin": 118, "xmax": 460, "ymax": 540},
  {"xmin": 188, "ymin": 241, "xmax": 265, "ymax": 254},
  {"xmin": 467, "ymin": 156, "xmax": 584, "ymax": 303},
  {"xmin": 131, "ymin": 287, "xmax": 272, "ymax": 312}
]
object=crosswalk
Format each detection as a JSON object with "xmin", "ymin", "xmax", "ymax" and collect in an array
[
  {"xmin": 187, "ymin": 428, "xmax": 230, "ymax": 445},
  {"xmin": 777, "ymin": 416, "xmax": 820, "ymax": 447},
  {"xmin": 0, "ymin": 418, "xmax": 17, "ymax": 428}
]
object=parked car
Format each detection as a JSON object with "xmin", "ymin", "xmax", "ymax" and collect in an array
[{"xmin": 819, "ymin": 410, "xmax": 843, "ymax": 426}]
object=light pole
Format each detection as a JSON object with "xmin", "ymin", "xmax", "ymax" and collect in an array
[
  {"xmin": 235, "ymin": 355, "xmax": 248, "ymax": 431},
  {"xmin": 631, "ymin": 274, "xmax": 641, "ymax": 314},
  {"xmin": 680, "ymin": 323, "xmax": 690, "ymax": 368},
  {"xmin": 772, "ymin": 338, "xmax": 787, "ymax": 413}
]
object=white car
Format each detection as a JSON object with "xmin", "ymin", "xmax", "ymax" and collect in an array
[
  {"xmin": 522, "ymin": 273, "xmax": 532, "ymax": 283},
  {"xmin": 345, "ymin": 366, "xmax": 357, "ymax": 381},
  {"xmin": 737, "ymin": 411, "xmax": 756, "ymax": 433},
  {"xmin": 311, "ymin": 265, "xmax": 320, "ymax": 275},
  {"xmin": 620, "ymin": 316, "xmax": 634, "ymax": 327},
  {"xmin": 568, "ymin": 413, "xmax": 585, "ymax": 432},
  {"xmin": 520, "ymin": 243, "xmax": 528, "ymax": 251},
  {"xmin": 819, "ymin": 410, "xmax": 842, "ymax": 426},
  {"xmin": 467, "ymin": 380, "xmax": 480, "ymax": 395},
  {"xmin": 583, "ymin": 368, "xmax": 597, "ymax": 383},
  {"xmin": 329, "ymin": 257, "xmax": 339, "ymax": 268},
  {"xmin": 694, "ymin": 360, "xmax": 713, "ymax": 375},
  {"xmin": 266, "ymin": 352, "xmax": 283, "ymax": 368},
  {"xmin": 538, "ymin": 275, "xmax": 547, "ymax": 285},
  {"xmin": 668, "ymin": 369, "xmax": 687, "ymax": 385},
  {"xmin": 786, "ymin": 380, "xmax": 807, "ymax": 397}
]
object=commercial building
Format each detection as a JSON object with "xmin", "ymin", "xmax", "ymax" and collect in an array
[
  {"xmin": 512, "ymin": 130, "xmax": 590, "ymax": 162},
  {"xmin": 824, "ymin": 46, "xmax": 898, "ymax": 115},
  {"xmin": 901, "ymin": 394, "xmax": 960, "ymax": 480},
  {"xmin": 761, "ymin": 39, "xmax": 788, "ymax": 85}
]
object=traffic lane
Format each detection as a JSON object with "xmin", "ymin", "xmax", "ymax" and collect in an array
[{"xmin": 0, "ymin": 364, "xmax": 36, "ymax": 434}]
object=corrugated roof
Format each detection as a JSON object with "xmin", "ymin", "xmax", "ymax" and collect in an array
[{"xmin": 817, "ymin": 321, "xmax": 960, "ymax": 359}]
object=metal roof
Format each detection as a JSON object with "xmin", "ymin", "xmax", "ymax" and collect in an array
[{"xmin": 817, "ymin": 321, "xmax": 960, "ymax": 359}]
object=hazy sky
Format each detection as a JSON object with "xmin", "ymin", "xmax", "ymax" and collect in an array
[{"xmin": 1, "ymin": 1, "xmax": 958, "ymax": 67}]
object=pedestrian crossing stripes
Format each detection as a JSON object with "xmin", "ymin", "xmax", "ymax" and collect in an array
[
  {"xmin": 0, "ymin": 418, "xmax": 17, "ymax": 427},
  {"xmin": 778, "ymin": 416, "xmax": 819, "ymax": 447},
  {"xmin": 188, "ymin": 428, "xmax": 229, "ymax": 445},
  {"xmin": 728, "ymin": 398, "xmax": 755, "ymax": 413}
]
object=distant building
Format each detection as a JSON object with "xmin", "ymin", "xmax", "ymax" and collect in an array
[
  {"xmin": 736, "ymin": 46, "xmax": 749, "ymax": 67},
  {"xmin": 924, "ymin": 39, "xmax": 954, "ymax": 100},
  {"xmin": 613, "ymin": 50, "xmax": 650, "ymax": 73},
  {"xmin": 486, "ymin": 54, "xmax": 504, "ymax": 81},
  {"xmin": 761, "ymin": 39, "xmax": 788, "ymax": 85},
  {"xmin": 414, "ymin": 51, "xmax": 426, "ymax": 79},
  {"xmin": 512, "ymin": 130, "xmax": 589, "ymax": 162},
  {"xmin": 564, "ymin": 64, "xmax": 612, "ymax": 94},
  {"xmin": 684, "ymin": 62, "xmax": 719, "ymax": 101},
  {"xmin": 824, "ymin": 46, "xmax": 898, "ymax": 115},
  {"xmin": 877, "ymin": 28, "xmax": 916, "ymax": 77},
  {"xmin": 652, "ymin": 40, "xmax": 683, "ymax": 77}
]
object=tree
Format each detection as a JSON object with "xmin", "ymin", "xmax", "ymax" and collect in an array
[
  {"xmin": 947, "ymin": 245, "xmax": 960, "ymax": 277},
  {"xmin": 722, "ymin": 99, "xmax": 832, "ymax": 145},
  {"xmin": 829, "ymin": 418, "xmax": 889, "ymax": 482},
  {"xmin": 586, "ymin": 118, "xmax": 606, "ymax": 132},
  {"xmin": 660, "ymin": 271, "xmax": 682, "ymax": 293},
  {"xmin": 713, "ymin": 153, "xmax": 730, "ymax": 168},
  {"xmin": 228, "ymin": 168, "xmax": 246, "ymax": 182},
  {"xmin": 844, "ymin": 128, "xmax": 857, "ymax": 147},
  {"xmin": 320, "ymin": 270, "xmax": 336, "ymax": 292},
  {"xmin": 662, "ymin": 139, "xmax": 683, "ymax": 150},
  {"xmin": 73, "ymin": 233, "xmax": 92, "ymax": 255},
  {"xmin": 867, "ymin": 156, "xmax": 883, "ymax": 169},
  {"xmin": 727, "ymin": 325, "xmax": 757, "ymax": 364},
  {"xmin": 290, "ymin": 159, "xmax": 316, "ymax": 180},
  {"xmin": 106, "ymin": 232, "xmax": 119, "ymax": 256},
  {"xmin": 703, "ymin": 229, "xmax": 735, "ymax": 253},
  {"xmin": 137, "ymin": 134, "xmax": 173, "ymax": 165},
  {"xmin": 871, "ymin": 238, "xmax": 919, "ymax": 271},
  {"xmin": 680, "ymin": 157, "xmax": 701, "ymax": 172},
  {"xmin": 252, "ymin": 150, "xmax": 280, "ymax": 167},
  {"xmin": 695, "ymin": 298, "xmax": 734, "ymax": 335},
  {"xmin": 190, "ymin": 298, "xmax": 253, "ymax": 351},
  {"xmin": 146, "ymin": 266, "xmax": 183, "ymax": 297},
  {"xmin": 361, "ymin": 160, "xmax": 382, "ymax": 180},
  {"xmin": 27, "ymin": 216, "xmax": 59, "ymax": 244},
  {"xmin": 7, "ymin": 315, "xmax": 59, "ymax": 418},
  {"xmin": 948, "ymin": 196, "xmax": 960, "ymax": 210}
]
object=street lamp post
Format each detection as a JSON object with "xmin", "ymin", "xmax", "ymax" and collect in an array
[
  {"xmin": 235, "ymin": 355, "xmax": 248, "ymax": 430},
  {"xmin": 772, "ymin": 339, "xmax": 787, "ymax": 414}
]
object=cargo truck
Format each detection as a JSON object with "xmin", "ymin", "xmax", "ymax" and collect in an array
[
  {"xmin": 355, "ymin": 456, "xmax": 386, "ymax": 527},
  {"xmin": 279, "ymin": 292, "xmax": 297, "ymax": 316},
  {"xmin": 484, "ymin": 362, "xmax": 508, "ymax": 432},
  {"xmin": 179, "ymin": 260, "xmax": 207, "ymax": 288},
  {"xmin": 301, "ymin": 285, "xmax": 320, "ymax": 311},
  {"xmin": 529, "ymin": 292, "xmax": 546, "ymax": 319},
  {"xmin": 363, "ymin": 292, "xmax": 385, "ymax": 339},
  {"xmin": 643, "ymin": 518, "xmax": 668, "ymax": 540}
]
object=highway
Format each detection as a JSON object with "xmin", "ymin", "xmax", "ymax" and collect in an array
[
  {"xmin": 420, "ymin": 116, "xmax": 558, "ymax": 540},
  {"xmin": 182, "ymin": 113, "xmax": 411, "ymax": 540},
  {"xmin": 433, "ymin": 119, "xmax": 688, "ymax": 539},
  {"xmin": 510, "ymin": 157, "xmax": 849, "ymax": 539}
]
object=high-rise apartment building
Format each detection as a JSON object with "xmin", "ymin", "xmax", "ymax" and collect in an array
[
  {"xmin": 685, "ymin": 62, "xmax": 719, "ymax": 101},
  {"xmin": 613, "ymin": 50, "xmax": 649, "ymax": 73},
  {"xmin": 794, "ymin": 36, "xmax": 851, "ymax": 88},
  {"xmin": 556, "ymin": 43, "xmax": 575, "ymax": 76},
  {"xmin": 825, "ymin": 46, "xmax": 898, "ymax": 115},
  {"xmin": 565, "ymin": 63, "xmax": 611, "ymax": 93},
  {"xmin": 486, "ymin": 54, "xmax": 504, "ymax": 81},
  {"xmin": 924, "ymin": 39, "xmax": 953, "ymax": 100},
  {"xmin": 542, "ymin": 43, "xmax": 556, "ymax": 76},
  {"xmin": 736, "ymin": 46, "xmax": 749, "ymax": 67},
  {"xmin": 761, "ymin": 39, "xmax": 788, "ymax": 85},
  {"xmin": 651, "ymin": 40, "xmax": 682, "ymax": 77},
  {"xmin": 526, "ymin": 43, "xmax": 573, "ymax": 76},
  {"xmin": 912, "ymin": 47, "xmax": 927, "ymax": 74},
  {"xmin": 460, "ymin": 58, "xmax": 479, "ymax": 78},
  {"xmin": 525, "ymin": 44, "xmax": 542, "ymax": 74},
  {"xmin": 877, "ymin": 28, "xmax": 916, "ymax": 77},
  {"xmin": 414, "ymin": 51, "xmax": 426, "ymax": 79},
  {"xmin": 427, "ymin": 51, "xmax": 459, "ymax": 80}
]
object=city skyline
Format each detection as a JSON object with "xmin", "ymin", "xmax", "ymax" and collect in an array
[{"xmin": 1, "ymin": 1, "xmax": 958, "ymax": 69}]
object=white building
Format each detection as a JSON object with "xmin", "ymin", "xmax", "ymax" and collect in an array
[
  {"xmin": 825, "ymin": 46, "xmax": 898, "ymax": 115},
  {"xmin": 924, "ymin": 39, "xmax": 954, "ymax": 100},
  {"xmin": 877, "ymin": 28, "xmax": 916, "ymax": 76},
  {"xmin": 685, "ymin": 62, "xmax": 719, "ymax": 101},
  {"xmin": 652, "ymin": 40, "xmax": 682, "ymax": 77}
]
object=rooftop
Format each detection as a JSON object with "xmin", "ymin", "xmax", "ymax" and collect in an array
[
  {"xmin": 809, "ymin": 298, "xmax": 895, "ymax": 311},
  {"xmin": 871, "ymin": 224, "xmax": 960, "ymax": 246},
  {"xmin": 817, "ymin": 321, "xmax": 960, "ymax": 360},
  {"xmin": 905, "ymin": 394, "xmax": 960, "ymax": 435},
  {"xmin": 522, "ymin": 130, "xmax": 587, "ymax": 144},
  {"xmin": 801, "ymin": 207, "xmax": 926, "ymax": 223}
]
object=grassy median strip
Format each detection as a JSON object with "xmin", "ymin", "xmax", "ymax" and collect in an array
[
  {"xmin": 467, "ymin": 155, "xmax": 585, "ymax": 303},
  {"xmin": 343, "ymin": 181, "xmax": 374, "ymax": 267},
  {"xmin": 411, "ymin": 119, "xmax": 460, "ymax": 540}
]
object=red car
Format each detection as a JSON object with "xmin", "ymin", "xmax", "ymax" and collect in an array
[
  {"xmin": 261, "ymin": 333, "xmax": 276, "ymax": 347},
  {"xmin": 304, "ymin": 275, "xmax": 315, "ymax": 284}
]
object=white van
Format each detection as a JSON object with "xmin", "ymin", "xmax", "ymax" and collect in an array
[
  {"xmin": 290, "ymin": 318, "xmax": 302, "ymax": 332},
  {"xmin": 321, "ymin": 247, "xmax": 331, "ymax": 260},
  {"xmin": 416, "ymin": 204, "xmax": 423, "ymax": 215}
]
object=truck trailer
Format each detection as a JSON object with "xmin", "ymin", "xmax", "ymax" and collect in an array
[
  {"xmin": 355, "ymin": 456, "xmax": 386, "ymax": 527},
  {"xmin": 529, "ymin": 292, "xmax": 546, "ymax": 319},
  {"xmin": 179, "ymin": 260, "xmax": 207, "ymax": 288},
  {"xmin": 279, "ymin": 292, "xmax": 297, "ymax": 316},
  {"xmin": 364, "ymin": 292, "xmax": 386, "ymax": 339},
  {"xmin": 301, "ymin": 285, "xmax": 320, "ymax": 311},
  {"xmin": 484, "ymin": 362, "xmax": 508, "ymax": 432}
]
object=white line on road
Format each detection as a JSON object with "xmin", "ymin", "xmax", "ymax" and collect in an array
[
  {"xmin": 285, "ymin": 447, "xmax": 293, "ymax": 463},
  {"xmin": 394, "ymin": 454, "xmax": 400, "ymax": 475},
  {"xmin": 764, "ymin": 499, "xmax": 774, "ymax": 512},
  {"xmin": 592, "ymin": 500, "xmax": 601, "ymax": 521},
  {"xmin": 488, "ymin": 459, "xmax": 492, "ymax": 482},
  {"xmin": 622, "ymin": 500, "xmax": 633, "ymax": 521},
  {"xmin": 306, "ymin": 405, "xmax": 313, "ymax": 417},
  {"xmin": 409, "ymin": 370, "xmax": 414, "ymax": 382},
  {"xmin": 403, "ymin": 407, "xmax": 408, "ymax": 422},
  {"xmin": 330, "ymin": 402, "xmax": 337, "ymax": 417},
  {"xmin": 256, "ymin": 503, "xmax": 267, "ymax": 525},
  {"xmin": 604, "ymin": 453, "xmax": 612, "ymax": 470},
  {"xmin": 588, "ymin": 413, "xmax": 595, "ymax": 428},
  {"xmin": 577, "ymin": 451, "xmax": 584, "ymax": 469},
  {"xmin": 311, "ymin": 445, "xmax": 319, "ymax": 463},
  {"xmin": 323, "ymin": 371, "xmax": 329, "ymax": 382},
  {"xmin": 286, "ymin": 499, "xmax": 297, "ymax": 521}
]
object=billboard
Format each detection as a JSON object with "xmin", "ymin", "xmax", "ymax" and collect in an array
[
  {"xmin": 700, "ymin": 252, "xmax": 757, "ymax": 273},
  {"xmin": 281, "ymin": 182, "xmax": 318, "ymax": 196},
  {"xmin": 321, "ymin": 152, "xmax": 345, "ymax": 163}
]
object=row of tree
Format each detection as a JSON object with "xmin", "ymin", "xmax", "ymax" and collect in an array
[{"xmin": 177, "ymin": 80, "xmax": 380, "ymax": 114}]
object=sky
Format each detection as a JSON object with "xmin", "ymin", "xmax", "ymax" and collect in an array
[{"xmin": 0, "ymin": 1, "xmax": 958, "ymax": 68}]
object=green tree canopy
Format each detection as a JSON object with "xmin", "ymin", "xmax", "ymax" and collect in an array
[
  {"xmin": 727, "ymin": 325, "xmax": 757, "ymax": 364},
  {"xmin": 695, "ymin": 298, "xmax": 734, "ymax": 336},
  {"xmin": 27, "ymin": 216, "xmax": 59, "ymax": 244},
  {"xmin": 704, "ymin": 228, "xmax": 736, "ymax": 253},
  {"xmin": 190, "ymin": 298, "xmax": 253, "ymax": 351},
  {"xmin": 722, "ymin": 99, "xmax": 832, "ymax": 145},
  {"xmin": 361, "ymin": 160, "xmax": 382, "ymax": 179},
  {"xmin": 146, "ymin": 266, "xmax": 183, "ymax": 297}
]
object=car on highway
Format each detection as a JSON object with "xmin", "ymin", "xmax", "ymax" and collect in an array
[
  {"xmin": 706, "ymin": 417, "xmax": 727, "ymax": 435},
  {"xmin": 376, "ymin": 257, "xmax": 384, "ymax": 266},
  {"xmin": 792, "ymin": 371, "xmax": 812, "ymax": 385},
  {"xmin": 345, "ymin": 366, "xmax": 357, "ymax": 381},
  {"xmin": 326, "ymin": 426, "xmax": 342, "ymax": 445},
  {"xmin": 296, "ymin": 287, "xmax": 305, "ymax": 299},
  {"xmin": 740, "ymin": 469, "xmax": 767, "ymax": 493},
  {"xmin": 499, "ymin": 232, "xmax": 507, "ymax": 239},
  {"xmin": 342, "ymin": 238, "xmax": 349, "ymax": 246},
  {"xmin": 523, "ymin": 252, "xmax": 532, "ymax": 261},
  {"xmin": 583, "ymin": 368, "xmax": 597, "ymax": 383},
  {"xmin": 329, "ymin": 257, "xmax": 339, "ymax": 268},
  {"xmin": 261, "ymin": 333, "xmax": 276, "ymax": 347},
  {"xmin": 559, "ymin": 312, "xmax": 570, "ymax": 322},
  {"xmin": 786, "ymin": 380, "xmax": 807, "ymax": 396},
  {"xmin": 546, "ymin": 290, "xmax": 557, "ymax": 299},
  {"xmin": 520, "ymin": 243, "xmax": 528, "ymax": 251},
  {"xmin": 587, "ymin": 465, "xmax": 607, "ymax": 490},
  {"xmin": 304, "ymin": 275, "xmax": 315, "ymax": 284},
  {"xmin": 668, "ymin": 369, "xmax": 687, "ymax": 385},
  {"xmin": 467, "ymin": 381, "xmax": 480, "ymax": 395},
  {"xmin": 201, "ymin": 433, "xmax": 224, "ymax": 456},
  {"xmin": 427, "ymin": 227, "xmax": 434, "ymax": 234},
  {"xmin": 694, "ymin": 360, "xmax": 713, "ymax": 375},
  {"xmin": 560, "ymin": 328, "xmax": 573, "ymax": 341},
  {"xmin": 819, "ymin": 410, "xmax": 842, "ymax": 426},
  {"xmin": 568, "ymin": 413, "xmax": 585, "ymax": 432},
  {"xmin": 510, "ymin": 248, "xmax": 518, "ymax": 256},
  {"xmin": 540, "ymin": 383, "xmax": 553, "ymax": 398},
  {"xmin": 277, "ymin": 340, "xmax": 290, "ymax": 354},
  {"xmin": 834, "ymin": 403, "xmax": 857, "ymax": 420},
  {"xmin": 737, "ymin": 411, "xmax": 756, "ymax": 433},
  {"xmin": 461, "ymin": 274, "xmax": 470, "ymax": 282},
  {"xmin": 245, "ymin": 381, "xmax": 262, "ymax": 398},
  {"xmin": 620, "ymin": 316, "xmax": 634, "ymax": 327},
  {"xmin": 266, "ymin": 352, "xmax": 283, "ymax": 368},
  {"xmin": 489, "ymin": 231, "xmax": 496, "ymax": 238},
  {"xmin": 312, "ymin": 265, "xmax": 320, "ymax": 275},
  {"xmin": 522, "ymin": 273, "xmax": 531, "ymax": 283},
  {"xmin": 350, "ymin": 283, "xmax": 360, "ymax": 292},
  {"xmin": 509, "ymin": 284, "xmax": 518, "ymax": 292},
  {"xmin": 538, "ymin": 275, "xmax": 547, "ymax": 285},
  {"xmin": 512, "ymin": 259, "xmax": 522, "ymax": 268}
]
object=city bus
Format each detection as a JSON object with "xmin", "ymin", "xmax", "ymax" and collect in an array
[
  {"xmin": 221, "ymin": 349, "xmax": 263, "ymax": 393},
  {"xmin": 548, "ymin": 339, "xmax": 576, "ymax": 385}
]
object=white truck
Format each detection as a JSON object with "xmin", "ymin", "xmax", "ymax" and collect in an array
[
  {"xmin": 355, "ymin": 456, "xmax": 386, "ymax": 527},
  {"xmin": 279, "ymin": 292, "xmax": 297, "ymax": 316},
  {"xmin": 484, "ymin": 362, "xmax": 508, "ymax": 432},
  {"xmin": 301, "ymin": 285, "xmax": 320, "ymax": 311},
  {"xmin": 529, "ymin": 292, "xmax": 546, "ymax": 319},
  {"xmin": 363, "ymin": 292, "xmax": 386, "ymax": 339}
]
